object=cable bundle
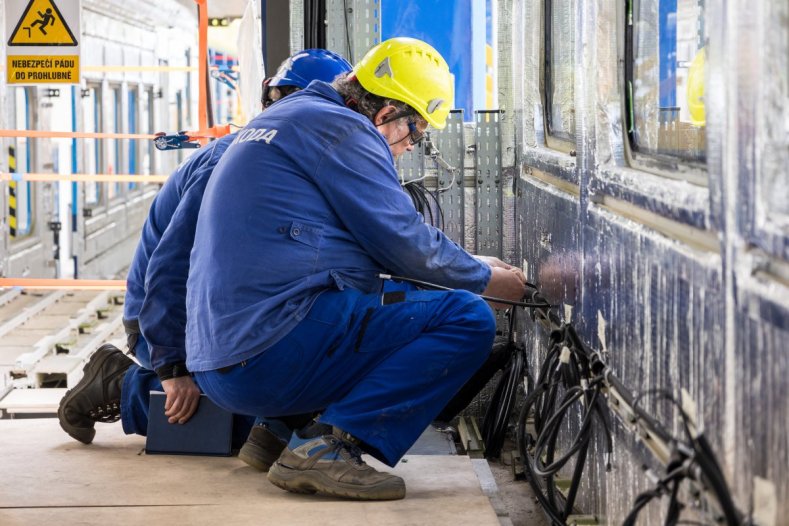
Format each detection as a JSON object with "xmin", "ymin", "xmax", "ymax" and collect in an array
[
  {"xmin": 516, "ymin": 324, "xmax": 612, "ymax": 524},
  {"xmin": 403, "ymin": 180, "xmax": 444, "ymax": 230},
  {"xmin": 480, "ymin": 309, "xmax": 530, "ymax": 459},
  {"xmin": 621, "ymin": 390, "xmax": 744, "ymax": 526}
]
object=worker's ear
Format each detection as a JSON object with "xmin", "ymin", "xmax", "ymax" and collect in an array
[{"xmin": 373, "ymin": 105, "xmax": 399, "ymax": 126}]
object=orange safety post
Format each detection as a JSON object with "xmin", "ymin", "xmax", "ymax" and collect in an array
[
  {"xmin": 0, "ymin": 130, "xmax": 157, "ymax": 140},
  {"xmin": 195, "ymin": 0, "xmax": 209, "ymax": 146},
  {"xmin": 0, "ymin": 278, "xmax": 126, "ymax": 290},
  {"xmin": 0, "ymin": 173, "xmax": 169, "ymax": 184}
]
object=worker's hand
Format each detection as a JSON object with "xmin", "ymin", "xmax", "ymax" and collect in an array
[
  {"xmin": 476, "ymin": 255, "xmax": 527, "ymax": 287},
  {"xmin": 474, "ymin": 255, "xmax": 512, "ymax": 270},
  {"xmin": 161, "ymin": 376, "xmax": 201, "ymax": 424},
  {"xmin": 482, "ymin": 266, "xmax": 528, "ymax": 310}
]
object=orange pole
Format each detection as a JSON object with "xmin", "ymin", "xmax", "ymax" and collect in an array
[
  {"xmin": 0, "ymin": 173, "xmax": 169, "ymax": 183},
  {"xmin": 195, "ymin": 0, "xmax": 209, "ymax": 145},
  {"xmin": 0, "ymin": 130, "xmax": 157, "ymax": 140},
  {"xmin": 83, "ymin": 65, "xmax": 198, "ymax": 72},
  {"xmin": 0, "ymin": 278, "xmax": 126, "ymax": 290}
]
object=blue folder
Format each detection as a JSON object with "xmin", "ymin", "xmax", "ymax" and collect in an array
[{"xmin": 145, "ymin": 391, "xmax": 233, "ymax": 456}]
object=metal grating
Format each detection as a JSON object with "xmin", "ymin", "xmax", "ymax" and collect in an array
[
  {"xmin": 475, "ymin": 110, "xmax": 503, "ymax": 258},
  {"xmin": 325, "ymin": 0, "xmax": 380, "ymax": 63},
  {"xmin": 434, "ymin": 110, "xmax": 466, "ymax": 247},
  {"xmin": 397, "ymin": 142, "xmax": 427, "ymax": 184}
]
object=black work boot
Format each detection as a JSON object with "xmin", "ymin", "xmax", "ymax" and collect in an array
[
  {"xmin": 57, "ymin": 344, "xmax": 133, "ymax": 444},
  {"xmin": 238, "ymin": 423, "xmax": 288, "ymax": 472}
]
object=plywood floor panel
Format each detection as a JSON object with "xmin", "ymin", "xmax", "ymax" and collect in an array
[{"xmin": 0, "ymin": 419, "xmax": 500, "ymax": 526}]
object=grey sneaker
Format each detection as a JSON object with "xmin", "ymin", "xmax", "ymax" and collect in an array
[
  {"xmin": 267, "ymin": 434, "xmax": 406, "ymax": 500},
  {"xmin": 238, "ymin": 424, "xmax": 287, "ymax": 472},
  {"xmin": 57, "ymin": 344, "xmax": 133, "ymax": 444}
]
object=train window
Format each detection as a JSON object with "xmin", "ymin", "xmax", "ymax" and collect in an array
[
  {"xmin": 141, "ymin": 88, "xmax": 155, "ymax": 175},
  {"xmin": 544, "ymin": 0, "xmax": 576, "ymax": 145},
  {"xmin": 82, "ymin": 85, "xmax": 102, "ymax": 206},
  {"xmin": 755, "ymin": 11, "xmax": 789, "ymax": 240},
  {"xmin": 626, "ymin": 0, "xmax": 707, "ymax": 166},
  {"xmin": 128, "ymin": 87, "xmax": 138, "ymax": 190},
  {"xmin": 107, "ymin": 86, "xmax": 122, "ymax": 199},
  {"xmin": 185, "ymin": 49, "xmax": 193, "ymax": 126},
  {"xmin": 175, "ymin": 90, "xmax": 185, "ymax": 164},
  {"xmin": 10, "ymin": 88, "xmax": 34, "ymax": 238}
]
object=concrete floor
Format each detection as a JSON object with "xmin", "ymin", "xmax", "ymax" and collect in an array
[{"xmin": 0, "ymin": 419, "xmax": 502, "ymax": 526}]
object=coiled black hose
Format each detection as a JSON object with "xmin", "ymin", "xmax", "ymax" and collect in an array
[
  {"xmin": 481, "ymin": 309, "xmax": 527, "ymax": 459},
  {"xmin": 516, "ymin": 325, "xmax": 612, "ymax": 524}
]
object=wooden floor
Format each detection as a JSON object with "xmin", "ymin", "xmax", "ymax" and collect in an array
[{"xmin": 0, "ymin": 419, "xmax": 502, "ymax": 525}]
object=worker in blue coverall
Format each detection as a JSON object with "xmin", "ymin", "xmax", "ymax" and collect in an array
[
  {"xmin": 56, "ymin": 50, "xmax": 354, "ymax": 457},
  {"xmin": 185, "ymin": 37, "xmax": 527, "ymax": 500}
]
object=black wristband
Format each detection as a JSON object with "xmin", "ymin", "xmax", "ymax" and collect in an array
[{"xmin": 155, "ymin": 361, "xmax": 190, "ymax": 382}]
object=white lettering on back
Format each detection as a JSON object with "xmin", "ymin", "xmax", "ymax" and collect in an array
[{"xmin": 232, "ymin": 128, "xmax": 279, "ymax": 146}]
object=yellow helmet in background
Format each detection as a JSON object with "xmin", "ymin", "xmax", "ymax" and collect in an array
[
  {"xmin": 354, "ymin": 37, "xmax": 454, "ymax": 129},
  {"xmin": 687, "ymin": 47, "xmax": 706, "ymax": 127}
]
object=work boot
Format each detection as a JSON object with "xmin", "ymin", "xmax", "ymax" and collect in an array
[
  {"xmin": 57, "ymin": 343, "xmax": 133, "ymax": 444},
  {"xmin": 238, "ymin": 423, "xmax": 287, "ymax": 472},
  {"xmin": 267, "ymin": 431, "xmax": 406, "ymax": 500}
]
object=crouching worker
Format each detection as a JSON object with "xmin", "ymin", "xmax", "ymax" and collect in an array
[
  {"xmin": 184, "ymin": 37, "xmax": 527, "ymax": 500},
  {"xmin": 56, "ymin": 49, "xmax": 354, "ymax": 459}
]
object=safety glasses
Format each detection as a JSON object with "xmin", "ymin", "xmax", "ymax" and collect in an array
[
  {"xmin": 379, "ymin": 110, "xmax": 427, "ymax": 146},
  {"xmin": 406, "ymin": 120, "xmax": 426, "ymax": 146}
]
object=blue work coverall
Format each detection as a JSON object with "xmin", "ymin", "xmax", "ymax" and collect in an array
[
  {"xmin": 120, "ymin": 135, "xmax": 253, "ymax": 445},
  {"xmin": 187, "ymin": 81, "xmax": 497, "ymax": 466}
]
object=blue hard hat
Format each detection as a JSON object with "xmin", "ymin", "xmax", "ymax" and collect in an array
[{"xmin": 268, "ymin": 48, "xmax": 352, "ymax": 88}]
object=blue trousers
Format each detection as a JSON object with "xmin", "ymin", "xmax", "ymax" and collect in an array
[
  {"xmin": 120, "ymin": 332, "xmax": 254, "ymax": 448},
  {"xmin": 194, "ymin": 288, "xmax": 496, "ymax": 467}
]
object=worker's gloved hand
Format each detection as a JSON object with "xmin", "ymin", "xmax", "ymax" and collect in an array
[
  {"xmin": 482, "ymin": 266, "xmax": 527, "ymax": 310},
  {"xmin": 161, "ymin": 376, "xmax": 201, "ymax": 424}
]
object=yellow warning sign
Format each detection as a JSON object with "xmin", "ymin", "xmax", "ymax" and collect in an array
[
  {"xmin": 8, "ymin": 0, "xmax": 78, "ymax": 46},
  {"xmin": 7, "ymin": 55, "xmax": 79, "ymax": 84}
]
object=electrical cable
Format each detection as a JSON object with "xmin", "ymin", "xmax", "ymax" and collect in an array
[
  {"xmin": 403, "ymin": 180, "xmax": 445, "ymax": 230},
  {"xmin": 342, "ymin": 0, "xmax": 353, "ymax": 62},
  {"xmin": 620, "ymin": 390, "xmax": 745, "ymax": 525},
  {"xmin": 515, "ymin": 324, "xmax": 613, "ymax": 524},
  {"xmin": 378, "ymin": 274, "xmax": 551, "ymax": 309},
  {"xmin": 481, "ymin": 309, "xmax": 525, "ymax": 458}
]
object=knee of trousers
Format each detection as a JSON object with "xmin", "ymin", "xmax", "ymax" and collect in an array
[{"xmin": 445, "ymin": 290, "xmax": 497, "ymax": 347}]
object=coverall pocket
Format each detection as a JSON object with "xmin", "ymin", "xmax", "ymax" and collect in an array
[
  {"xmin": 285, "ymin": 220, "xmax": 323, "ymax": 271},
  {"xmin": 352, "ymin": 290, "xmax": 440, "ymax": 354}
]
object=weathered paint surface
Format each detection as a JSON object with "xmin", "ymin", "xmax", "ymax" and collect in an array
[{"xmin": 501, "ymin": 0, "xmax": 788, "ymax": 522}]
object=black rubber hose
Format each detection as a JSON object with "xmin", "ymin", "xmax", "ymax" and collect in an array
[
  {"xmin": 517, "ymin": 385, "xmax": 567, "ymax": 525},
  {"xmin": 482, "ymin": 348, "xmax": 524, "ymax": 458}
]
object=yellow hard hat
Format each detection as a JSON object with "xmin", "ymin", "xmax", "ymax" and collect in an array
[
  {"xmin": 687, "ymin": 47, "xmax": 706, "ymax": 127},
  {"xmin": 353, "ymin": 37, "xmax": 454, "ymax": 129}
]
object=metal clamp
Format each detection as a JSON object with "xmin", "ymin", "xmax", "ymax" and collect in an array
[{"xmin": 153, "ymin": 132, "xmax": 201, "ymax": 151}]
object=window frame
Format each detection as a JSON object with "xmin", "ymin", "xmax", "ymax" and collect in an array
[
  {"xmin": 623, "ymin": 0, "xmax": 708, "ymax": 187},
  {"xmin": 106, "ymin": 84, "xmax": 124, "ymax": 201},
  {"xmin": 9, "ymin": 87, "xmax": 36, "ymax": 241},
  {"xmin": 127, "ymin": 85, "xmax": 140, "ymax": 191},
  {"xmin": 542, "ymin": 0, "xmax": 576, "ymax": 154},
  {"xmin": 145, "ymin": 86, "xmax": 156, "ymax": 176},
  {"xmin": 742, "ymin": 0, "xmax": 789, "ymax": 263},
  {"xmin": 82, "ymin": 83, "xmax": 104, "ymax": 208}
]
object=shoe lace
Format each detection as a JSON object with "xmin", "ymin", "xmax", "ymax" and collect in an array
[
  {"xmin": 328, "ymin": 436, "xmax": 365, "ymax": 467},
  {"xmin": 88, "ymin": 400, "xmax": 121, "ymax": 423}
]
